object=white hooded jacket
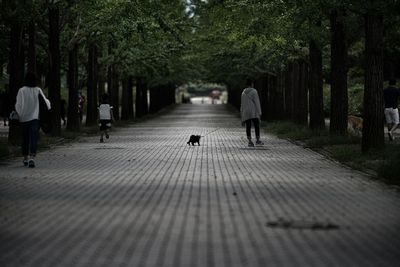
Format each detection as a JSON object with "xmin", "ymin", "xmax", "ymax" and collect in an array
[
  {"xmin": 15, "ymin": 86, "xmax": 51, "ymax": 123},
  {"xmin": 240, "ymin": 87, "xmax": 262, "ymax": 122}
]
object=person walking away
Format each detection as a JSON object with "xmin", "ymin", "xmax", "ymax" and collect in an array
[
  {"xmin": 78, "ymin": 91, "xmax": 85, "ymax": 123},
  {"xmin": 60, "ymin": 98, "xmax": 66, "ymax": 126},
  {"xmin": 15, "ymin": 72, "xmax": 51, "ymax": 167},
  {"xmin": 383, "ymin": 79, "xmax": 400, "ymax": 141},
  {"xmin": 98, "ymin": 93, "xmax": 113, "ymax": 143},
  {"xmin": 241, "ymin": 78, "xmax": 264, "ymax": 147}
]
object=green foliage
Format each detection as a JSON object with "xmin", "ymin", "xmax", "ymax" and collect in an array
[
  {"xmin": 323, "ymin": 83, "xmax": 364, "ymax": 116},
  {"xmin": 377, "ymin": 145, "xmax": 400, "ymax": 183}
]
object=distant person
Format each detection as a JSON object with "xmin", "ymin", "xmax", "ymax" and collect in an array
[
  {"xmin": 240, "ymin": 78, "xmax": 263, "ymax": 147},
  {"xmin": 78, "ymin": 91, "xmax": 85, "ymax": 123},
  {"xmin": 98, "ymin": 93, "xmax": 113, "ymax": 143},
  {"xmin": 0, "ymin": 88, "xmax": 10, "ymax": 126},
  {"xmin": 15, "ymin": 72, "xmax": 51, "ymax": 168},
  {"xmin": 60, "ymin": 98, "xmax": 66, "ymax": 126},
  {"xmin": 384, "ymin": 79, "xmax": 400, "ymax": 141}
]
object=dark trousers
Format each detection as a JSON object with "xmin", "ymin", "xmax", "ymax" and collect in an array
[
  {"xmin": 21, "ymin": 119, "xmax": 39, "ymax": 157},
  {"xmin": 245, "ymin": 118, "xmax": 260, "ymax": 140}
]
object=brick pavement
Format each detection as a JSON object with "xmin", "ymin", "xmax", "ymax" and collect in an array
[{"xmin": 1, "ymin": 104, "xmax": 400, "ymax": 267}]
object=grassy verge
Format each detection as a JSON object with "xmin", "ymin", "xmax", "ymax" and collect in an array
[{"xmin": 265, "ymin": 121, "xmax": 400, "ymax": 185}]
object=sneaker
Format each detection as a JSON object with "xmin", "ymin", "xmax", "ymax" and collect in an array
[
  {"xmin": 248, "ymin": 141, "xmax": 255, "ymax": 147},
  {"xmin": 105, "ymin": 133, "xmax": 109, "ymax": 139},
  {"xmin": 28, "ymin": 159, "xmax": 35, "ymax": 168},
  {"xmin": 256, "ymin": 140, "xmax": 264, "ymax": 145},
  {"xmin": 388, "ymin": 132, "xmax": 394, "ymax": 141},
  {"xmin": 100, "ymin": 138, "xmax": 104, "ymax": 143},
  {"xmin": 23, "ymin": 159, "xmax": 28, "ymax": 166}
]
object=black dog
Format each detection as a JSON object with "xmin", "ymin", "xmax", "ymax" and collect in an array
[{"xmin": 187, "ymin": 135, "xmax": 201, "ymax": 146}]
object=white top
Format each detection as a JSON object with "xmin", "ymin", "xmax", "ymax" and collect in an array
[
  {"xmin": 98, "ymin": 104, "xmax": 112, "ymax": 120},
  {"xmin": 240, "ymin": 87, "xmax": 262, "ymax": 122},
  {"xmin": 15, "ymin": 86, "xmax": 51, "ymax": 122}
]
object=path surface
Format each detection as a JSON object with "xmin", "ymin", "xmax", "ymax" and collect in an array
[{"xmin": 1, "ymin": 104, "xmax": 400, "ymax": 267}]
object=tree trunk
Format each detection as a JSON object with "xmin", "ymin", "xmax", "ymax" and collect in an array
[
  {"xmin": 8, "ymin": 22, "xmax": 25, "ymax": 145},
  {"xmin": 121, "ymin": 76, "xmax": 133, "ymax": 120},
  {"xmin": 27, "ymin": 20, "xmax": 36, "ymax": 74},
  {"xmin": 268, "ymin": 75, "xmax": 278, "ymax": 121},
  {"xmin": 135, "ymin": 77, "xmax": 144, "ymax": 118},
  {"xmin": 127, "ymin": 76, "xmax": 134, "ymax": 119},
  {"xmin": 255, "ymin": 76, "xmax": 268, "ymax": 120},
  {"xmin": 112, "ymin": 72, "xmax": 119, "ymax": 120},
  {"xmin": 276, "ymin": 72, "xmax": 285, "ymax": 120},
  {"xmin": 284, "ymin": 64, "xmax": 294, "ymax": 120},
  {"xmin": 149, "ymin": 85, "xmax": 159, "ymax": 114},
  {"xmin": 67, "ymin": 44, "xmax": 80, "ymax": 131},
  {"xmin": 97, "ymin": 47, "xmax": 106, "ymax": 96},
  {"xmin": 107, "ymin": 65, "xmax": 119, "ymax": 120},
  {"xmin": 292, "ymin": 60, "xmax": 308, "ymax": 125},
  {"xmin": 309, "ymin": 23, "xmax": 325, "ymax": 130},
  {"xmin": 362, "ymin": 12, "xmax": 385, "ymax": 152},
  {"xmin": 86, "ymin": 43, "xmax": 98, "ymax": 126},
  {"xmin": 141, "ymin": 81, "xmax": 148, "ymax": 116},
  {"xmin": 330, "ymin": 9, "xmax": 349, "ymax": 135},
  {"xmin": 48, "ymin": 6, "xmax": 61, "ymax": 136}
]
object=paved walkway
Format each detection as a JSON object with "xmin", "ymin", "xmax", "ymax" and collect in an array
[{"xmin": 1, "ymin": 104, "xmax": 400, "ymax": 267}]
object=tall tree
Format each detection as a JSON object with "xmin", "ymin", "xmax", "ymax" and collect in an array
[
  {"xmin": 67, "ymin": 43, "xmax": 80, "ymax": 131},
  {"xmin": 8, "ymin": 22, "xmax": 25, "ymax": 145},
  {"xmin": 330, "ymin": 9, "xmax": 348, "ymax": 135},
  {"xmin": 121, "ymin": 76, "xmax": 134, "ymax": 120},
  {"xmin": 309, "ymin": 20, "xmax": 325, "ymax": 130},
  {"xmin": 362, "ymin": 11, "xmax": 385, "ymax": 152},
  {"xmin": 27, "ymin": 20, "xmax": 36, "ymax": 73},
  {"xmin": 48, "ymin": 5, "xmax": 61, "ymax": 136},
  {"xmin": 86, "ymin": 43, "xmax": 98, "ymax": 126}
]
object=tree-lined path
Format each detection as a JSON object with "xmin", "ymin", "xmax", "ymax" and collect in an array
[{"xmin": 1, "ymin": 104, "xmax": 400, "ymax": 267}]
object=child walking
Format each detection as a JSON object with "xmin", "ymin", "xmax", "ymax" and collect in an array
[{"xmin": 98, "ymin": 93, "xmax": 113, "ymax": 143}]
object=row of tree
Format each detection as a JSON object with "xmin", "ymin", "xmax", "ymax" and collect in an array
[
  {"xmin": 1, "ymin": 0, "xmax": 192, "ymax": 144},
  {"xmin": 2, "ymin": 1, "xmax": 400, "ymax": 153},
  {"xmin": 189, "ymin": 0, "xmax": 400, "ymax": 153}
]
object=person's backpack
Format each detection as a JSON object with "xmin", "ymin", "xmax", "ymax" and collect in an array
[{"xmin": 38, "ymin": 93, "xmax": 52, "ymax": 134}]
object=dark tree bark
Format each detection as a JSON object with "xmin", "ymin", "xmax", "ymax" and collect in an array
[
  {"xmin": 168, "ymin": 84, "xmax": 176, "ymax": 105},
  {"xmin": 111, "ymin": 72, "xmax": 119, "ymax": 120},
  {"xmin": 149, "ymin": 85, "xmax": 160, "ymax": 114},
  {"xmin": 97, "ymin": 47, "xmax": 106, "ymax": 97},
  {"xmin": 127, "ymin": 76, "xmax": 134, "ymax": 119},
  {"xmin": 86, "ymin": 43, "xmax": 98, "ymax": 126},
  {"xmin": 255, "ymin": 76, "xmax": 268, "ymax": 120},
  {"xmin": 309, "ymin": 21, "xmax": 325, "ymax": 130},
  {"xmin": 276, "ymin": 72, "xmax": 285, "ymax": 120},
  {"xmin": 67, "ymin": 44, "xmax": 80, "ymax": 131},
  {"xmin": 135, "ymin": 77, "xmax": 144, "ymax": 118},
  {"xmin": 284, "ymin": 64, "xmax": 294, "ymax": 119},
  {"xmin": 48, "ymin": 6, "xmax": 61, "ymax": 136},
  {"xmin": 292, "ymin": 60, "xmax": 308, "ymax": 125},
  {"xmin": 107, "ymin": 67, "xmax": 119, "ymax": 120},
  {"xmin": 27, "ymin": 20, "xmax": 36, "ymax": 74},
  {"xmin": 141, "ymin": 81, "xmax": 149, "ymax": 116},
  {"xmin": 121, "ymin": 76, "xmax": 134, "ymax": 120},
  {"xmin": 8, "ymin": 22, "xmax": 25, "ymax": 145},
  {"xmin": 268, "ymin": 74, "xmax": 279, "ymax": 121},
  {"xmin": 297, "ymin": 60, "xmax": 309, "ymax": 125},
  {"xmin": 362, "ymin": 12, "xmax": 385, "ymax": 152},
  {"xmin": 330, "ymin": 9, "xmax": 349, "ymax": 135}
]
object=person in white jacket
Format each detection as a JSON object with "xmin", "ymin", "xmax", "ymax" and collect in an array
[
  {"xmin": 241, "ymin": 78, "xmax": 263, "ymax": 147},
  {"xmin": 15, "ymin": 72, "xmax": 51, "ymax": 168}
]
